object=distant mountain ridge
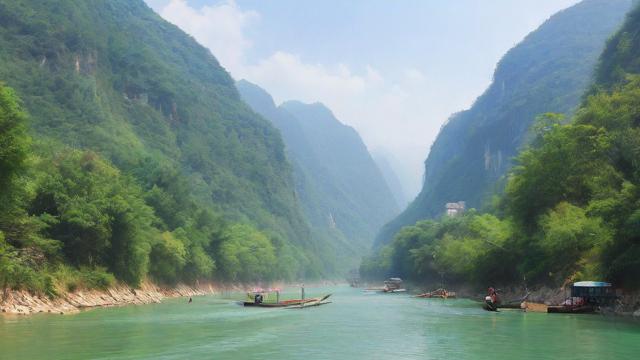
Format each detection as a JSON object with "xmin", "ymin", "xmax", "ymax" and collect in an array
[
  {"xmin": 375, "ymin": 0, "xmax": 633, "ymax": 248},
  {"xmin": 372, "ymin": 151, "xmax": 410, "ymax": 209},
  {"xmin": 237, "ymin": 80, "xmax": 399, "ymax": 270}
]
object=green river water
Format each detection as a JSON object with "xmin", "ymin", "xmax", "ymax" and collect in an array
[{"xmin": 1, "ymin": 285, "xmax": 639, "ymax": 359}]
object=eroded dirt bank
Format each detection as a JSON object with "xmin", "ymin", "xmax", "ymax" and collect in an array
[{"xmin": 0, "ymin": 282, "xmax": 227, "ymax": 315}]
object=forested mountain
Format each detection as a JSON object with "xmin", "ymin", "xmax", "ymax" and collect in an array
[
  {"xmin": 236, "ymin": 80, "xmax": 398, "ymax": 270},
  {"xmin": 0, "ymin": 0, "xmax": 334, "ymax": 294},
  {"xmin": 280, "ymin": 101, "xmax": 399, "ymax": 244},
  {"xmin": 375, "ymin": 0, "xmax": 633, "ymax": 248},
  {"xmin": 363, "ymin": 1, "xmax": 640, "ymax": 289}
]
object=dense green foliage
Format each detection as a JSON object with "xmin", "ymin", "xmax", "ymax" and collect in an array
[
  {"xmin": 363, "ymin": 4, "xmax": 640, "ymax": 289},
  {"xmin": 237, "ymin": 80, "xmax": 398, "ymax": 272},
  {"xmin": 0, "ymin": 0, "xmax": 344, "ymax": 295},
  {"xmin": 0, "ymin": 107, "xmax": 304, "ymax": 293},
  {"xmin": 375, "ymin": 0, "xmax": 632, "ymax": 249},
  {"xmin": 0, "ymin": 85, "xmax": 28, "ymax": 196}
]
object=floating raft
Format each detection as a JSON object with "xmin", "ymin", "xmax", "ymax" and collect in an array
[{"xmin": 415, "ymin": 288, "xmax": 456, "ymax": 299}]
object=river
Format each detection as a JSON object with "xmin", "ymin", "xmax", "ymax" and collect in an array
[{"xmin": 1, "ymin": 285, "xmax": 639, "ymax": 359}]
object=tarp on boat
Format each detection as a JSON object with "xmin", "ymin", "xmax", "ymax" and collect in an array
[{"xmin": 572, "ymin": 281, "xmax": 611, "ymax": 287}]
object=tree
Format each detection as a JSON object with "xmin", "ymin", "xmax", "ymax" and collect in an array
[
  {"xmin": 217, "ymin": 224, "xmax": 277, "ymax": 282},
  {"xmin": 0, "ymin": 84, "xmax": 28, "ymax": 196}
]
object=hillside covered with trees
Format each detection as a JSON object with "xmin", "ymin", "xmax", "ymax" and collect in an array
[
  {"xmin": 362, "ymin": 2, "xmax": 640, "ymax": 290},
  {"xmin": 0, "ymin": 0, "xmax": 337, "ymax": 295},
  {"xmin": 374, "ymin": 0, "xmax": 633, "ymax": 248},
  {"xmin": 237, "ymin": 80, "xmax": 398, "ymax": 271}
]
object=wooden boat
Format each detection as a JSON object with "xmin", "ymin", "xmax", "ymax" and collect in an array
[
  {"xmin": 415, "ymin": 288, "xmax": 456, "ymax": 299},
  {"xmin": 243, "ymin": 294, "xmax": 331, "ymax": 308},
  {"xmin": 285, "ymin": 298, "xmax": 333, "ymax": 309},
  {"xmin": 547, "ymin": 305, "xmax": 595, "ymax": 314},
  {"xmin": 496, "ymin": 291, "xmax": 530, "ymax": 309},
  {"xmin": 520, "ymin": 301, "xmax": 548, "ymax": 313},
  {"xmin": 365, "ymin": 277, "xmax": 406, "ymax": 293},
  {"xmin": 483, "ymin": 300, "xmax": 499, "ymax": 312},
  {"xmin": 383, "ymin": 288, "xmax": 407, "ymax": 293},
  {"xmin": 482, "ymin": 287, "xmax": 500, "ymax": 311}
]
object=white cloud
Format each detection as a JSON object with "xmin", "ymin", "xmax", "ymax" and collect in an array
[
  {"xmin": 241, "ymin": 52, "xmax": 439, "ymax": 196},
  {"xmin": 159, "ymin": 0, "xmax": 258, "ymax": 75},
  {"xmin": 153, "ymin": 0, "xmax": 443, "ymax": 197}
]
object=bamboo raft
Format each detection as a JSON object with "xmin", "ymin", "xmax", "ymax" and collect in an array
[{"xmin": 415, "ymin": 288, "xmax": 456, "ymax": 299}]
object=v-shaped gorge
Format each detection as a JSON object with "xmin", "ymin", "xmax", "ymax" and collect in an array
[{"xmin": 237, "ymin": 80, "xmax": 399, "ymax": 272}]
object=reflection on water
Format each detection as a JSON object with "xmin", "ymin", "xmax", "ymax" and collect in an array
[{"xmin": 1, "ymin": 285, "xmax": 639, "ymax": 359}]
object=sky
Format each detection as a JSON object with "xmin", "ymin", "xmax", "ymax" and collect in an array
[{"xmin": 145, "ymin": 0, "xmax": 580, "ymax": 199}]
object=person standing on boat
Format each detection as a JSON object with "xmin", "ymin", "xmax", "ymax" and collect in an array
[
  {"xmin": 488, "ymin": 287, "xmax": 499, "ymax": 304},
  {"xmin": 254, "ymin": 293, "xmax": 263, "ymax": 304}
]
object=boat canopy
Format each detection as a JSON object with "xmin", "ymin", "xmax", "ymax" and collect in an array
[{"xmin": 572, "ymin": 281, "xmax": 611, "ymax": 287}]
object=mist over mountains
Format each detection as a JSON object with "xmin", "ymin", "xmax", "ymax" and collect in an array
[{"xmin": 237, "ymin": 80, "xmax": 398, "ymax": 271}]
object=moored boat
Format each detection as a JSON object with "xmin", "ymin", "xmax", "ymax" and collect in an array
[
  {"xmin": 415, "ymin": 288, "xmax": 456, "ymax": 299},
  {"xmin": 483, "ymin": 287, "xmax": 500, "ymax": 311},
  {"xmin": 364, "ymin": 277, "xmax": 406, "ymax": 293},
  {"xmin": 547, "ymin": 305, "xmax": 595, "ymax": 313},
  {"xmin": 547, "ymin": 281, "xmax": 617, "ymax": 314},
  {"xmin": 241, "ymin": 287, "xmax": 332, "ymax": 308}
]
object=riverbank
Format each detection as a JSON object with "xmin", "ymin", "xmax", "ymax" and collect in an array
[
  {"xmin": 0, "ymin": 280, "xmax": 341, "ymax": 316},
  {"xmin": 464, "ymin": 285, "xmax": 640, "ymax": 317},
  {"xmin": 405, "ymin": 282, "xmax": 640, "ymax": 317},
  {"xmin": 0, "ymin": 281, "xmax": 226, "ymax": 315},
  {"xmin": 4, "ymin": 285, "xmax": 639, "ymax": 359}
]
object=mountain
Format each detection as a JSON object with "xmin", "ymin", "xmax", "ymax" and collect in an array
[
  {"xmin": 374, "ymin": 0, "xmax": 633, "ymax": 248},
  {"xmin": 371, "ymin": 151, "xmax": 410, "ymax": 208},
  {"xmin": 0, "ymin": 0, "xmax": 331, "ymax": 282},
  {"xmin": 364, "ymin": 1, "xmax": 640, "ymax": 289},
  {"xmin": 236, "ymin": 80, "xmax": 399, "ymax": 270}
]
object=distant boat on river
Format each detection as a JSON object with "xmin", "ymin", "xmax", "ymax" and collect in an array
[
  {"xmin": 415, "ymin": 288, "xmax": 456, "ymax": 299},
  {"xmin": 364, "ymin": 277, "xmax": 406, "ymax": 293}
]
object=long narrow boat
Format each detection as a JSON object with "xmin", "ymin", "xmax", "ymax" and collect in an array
[
  {"xmin": 483, "ymin": 301, "xmax": 499, "ymax": 312},
  {"xmin": 547, "ymin": 305, "xmax": 595, "ymax": 314},
  {"xmin": 285, "ymin": 297, "xmax": 333, "ymax": 309},
  {"xmin": 415, "ymin": 288, "xmax": 456, "ymax": 299},
  {"xmin": 242, "ymin": 294, "xmax": 332, "ymax": 308}
]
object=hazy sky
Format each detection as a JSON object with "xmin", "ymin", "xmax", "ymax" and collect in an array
[{"xmin": 145, "ymin": 0, "xmax": 580, "ymax": 198}]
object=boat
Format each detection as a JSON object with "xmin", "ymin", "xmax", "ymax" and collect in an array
[
  {"xmin": 483, "ymin": 299, "xmax": 499, "ymax": 311},
  {"xmin": 547, "ymin": 305, "xmax": 595, "ymax": 314},
  {"xmin": 365, "ymin": 277, "xmax": 406, "ymax": 293},
  {"xmin": 383, "ymin": 288, "xmax": 406, "ymax": 293},
  {"xmin": 415, "ymin": 288, "xmax": 456, "ymax": 299},
  {"xmin": 482, "ymin": 287, "xmax": 500, "ymax": 311},
  {"xmin": 285, "ymin": 295, "xmax": 333, "ymax": 309},
  {"xmin": 242, "ymin": 298, "xmax": 317, "ymax": 308},
  {"xmin": 242, "ymin": 288, "xmax": 332, "ymax": 308},
  {"xmin": 495, "ymin": 291, "xmax": 530, "ymax": 309},
  {"xmin": 547, "ymin": 281, "xmax": 616, "ymax": 314}
]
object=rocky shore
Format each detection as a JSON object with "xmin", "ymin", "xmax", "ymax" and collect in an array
[
  {"xmin": 410, "ymin": 283, "xmax": 640, "ymax": 317},
  {"xmin": 0, "ymin": 282, "xmax": 222, "ymax": 315},
  {"xmin": 469, "ymin": 285, "xmax": 640, "ymax": 317}
]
